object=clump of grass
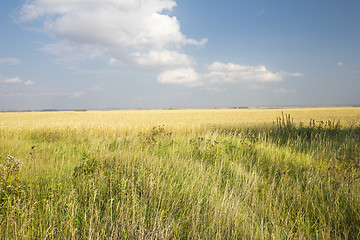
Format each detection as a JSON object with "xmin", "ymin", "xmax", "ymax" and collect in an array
[
  {"xmin": 73, "ymin": 153, "xmax": 98, "ymax": 178},
  {"xmin": 276, "ymin": 112, "xmax": 294, "ymax": 129},
  {"xmin": 0, "ymin": 155, "xmax": 25, "ymax": 205}
]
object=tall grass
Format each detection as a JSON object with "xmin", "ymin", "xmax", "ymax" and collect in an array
[{"xmin": 1, "ymin": 108, "xmax": 360, "ymax": 239}]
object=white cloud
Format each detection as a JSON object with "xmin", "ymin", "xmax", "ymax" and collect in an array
[
  {"xmin": 15, "ymin": 1, "xmax": 302, "ymax": 91},
  {"xmin": 24, "ymin": 80, "xmax": 35, "ymax": 85},
  {"xmin": 109, "ymin": 58, "xmax": 117, "ymax": 65},
  {"xmin": 275, "ymin": 88, "xmax": 296, "ymax": 93},
  {"xmin": 1, "ymin": 76, "xmax": 23, "ymax": 84},
  {"xmin": 0, "ymin": 58, "xmax": 21, "ymax": 65},
  {"xmin": 0, "ymin": 75, "xmax": 35, "ymax": 85},
  {"xmin": 18, "ymin": 0, "xmax": 206, "ymax": 70},
  {"xmin": 157, "ymin": 67, "xmax": 202, "ymax": 86},
  {"xmin": 156, "ymin": 61, "xmax": 303, "ymax": 88},
  {"xmin": 204, "ymin": 62, "xmax": 302, "ymax": 83},
  {"xmin": 338, "ymin": 62, "xmax": 344, "ymax": 67},
  {"xmin": 132, "ymin": 50, "xmax": 194, "ymax": 68}
]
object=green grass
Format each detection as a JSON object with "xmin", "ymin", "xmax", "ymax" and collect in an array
[{"xmin": 1, "ymin": 110, "xmax": 360, "ymax": 239}]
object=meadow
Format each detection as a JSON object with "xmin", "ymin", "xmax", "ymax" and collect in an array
[{"xmin": 1, "ymin": 107, "xmax": 360, "ymax": 239}]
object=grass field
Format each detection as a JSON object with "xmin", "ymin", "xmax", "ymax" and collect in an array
[{"xmin": 1, "ymin": 107, "xmax": 360, "ymax": 239}]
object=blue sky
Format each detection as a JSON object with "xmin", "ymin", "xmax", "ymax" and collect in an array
[{"xmin": 1, "ymin": 0, "xmax": 359, "ymax": 110}]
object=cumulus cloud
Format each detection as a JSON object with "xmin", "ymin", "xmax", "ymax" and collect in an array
[
  {"xmin": 108, "ymin": 58, "xmax": 118, "ymax": 65},
  {"xmin": 204, "ymin": 62, "xmax": 302, "ymax": 83},
  {"xmin": 17, "ymin": 0, "xmax": 206, "ymax": 69},
  {"xmin": 0, "ymin": 75, "xmax": 35, "ymax": 85},
  {"xmin": 157, "ymin": 61, "xmax": 303, "ymax": 88},
  {"xmin": 157, "ymin": 67, "xmax": 202, "ymax": 86},
  {"xmin": 15, "ymin": 0, "xmax": 302, "ymax": 90},
  {"xmin": 24, "ymin": 80, "xmax": 35, "ymax": 85},
  {"xmin": 18, "ymin": 0, "xmax": 188, "ymax": 50},
  {"xmin": 0, "ymin": 58, "xmax": 21, "ymax": 65},
  {"xmin": 132, "ymin": 50, "xmax": 194, "ymax": 68},
  {"xmin": 1, "ymin": 76, "xmax": 23, "ymax": 84}
]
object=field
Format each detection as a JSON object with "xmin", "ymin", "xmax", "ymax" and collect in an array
[{"xmin": 1, "ymin": 107, "xmax": 360, "ymax": 239}]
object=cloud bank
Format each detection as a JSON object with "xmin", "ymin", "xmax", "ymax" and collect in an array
[
  {"xmin": 205, "ymin": 62, "xmax": 293, "ymax": 83},
  {"xmin": 157, "ymin": 62, "xmax": 303, "ymax": 87},
  {"xmin": 18, "ymin": 0, "xmax": 206, "ymax": 69},
  {"xmin": 17, "ymin": 0, "xmax": 301, "ymax": 89}
]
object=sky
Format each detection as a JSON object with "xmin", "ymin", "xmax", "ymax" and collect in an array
[{"xmin": 1, "ymin": 0, "xmax": 360, "ymax": 110}]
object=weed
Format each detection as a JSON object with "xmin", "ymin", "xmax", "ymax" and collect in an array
[
  {"xmin": 73, "ymin": 153, "xmax": 98, "ymax": 178},
  {"xmin": 0, "ymin": 155, "xmax": 25, "ymax": 207}
]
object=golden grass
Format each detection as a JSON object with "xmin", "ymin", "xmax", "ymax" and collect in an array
[
  {"xmin": 1, "ymin": 107, "xmax": 360, "ymax": 239},
  {"xmin": 2, "ymin": 107, "xmax": 359, "ymax": 131}
]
